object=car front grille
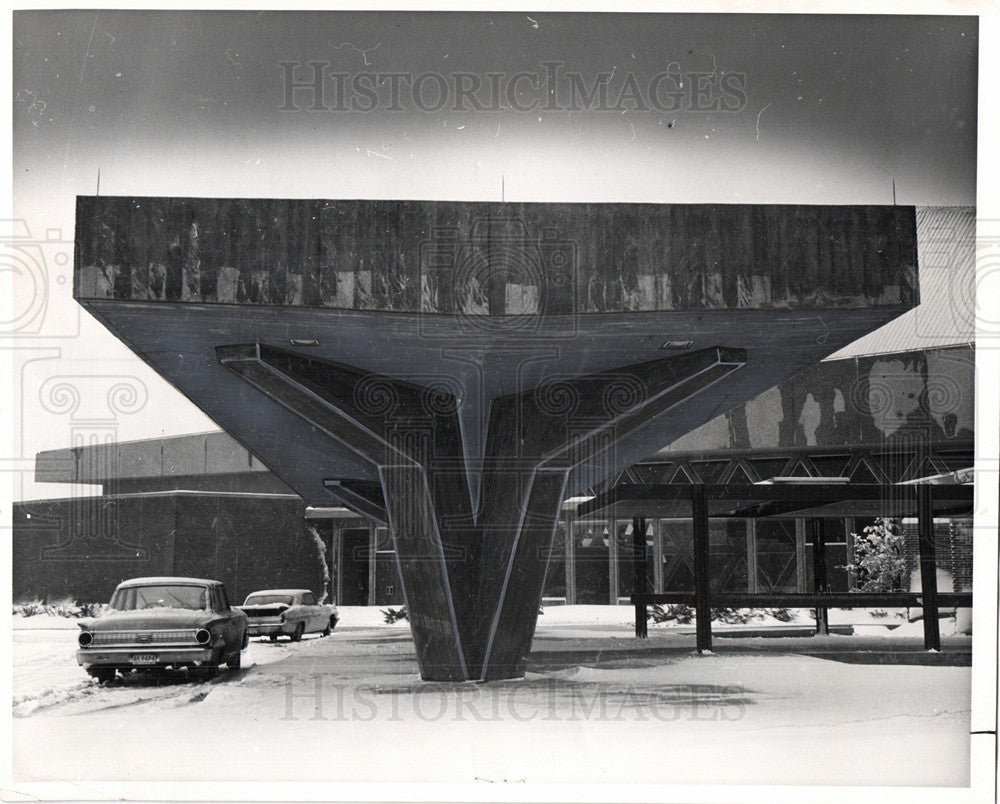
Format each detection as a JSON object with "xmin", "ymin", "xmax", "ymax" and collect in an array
[{"xmin": 89, "ymin": 629, "xmax": 200, "ymax": 646}]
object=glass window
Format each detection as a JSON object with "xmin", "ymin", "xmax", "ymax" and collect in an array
[
  {"xmin": 543, "ymin": 522, "xmax": 567, "ymax": 599},
  {"xmin": 711, "ymin": 520, "xmax": 749, "ymax": 593},
  {"xmin": 658, "ymin": 519, "xmax": 749, "ymax": 593},
  {"xmin": 616, "ymin": 519, "xmax": 655, "ymax": 597},
  {"xmin": 301, "ymin": 592, "xmax": 317, "ymax": 606},
  {"xmin": 755, "ymin": 520, "xmax": 797, "ymax": 593},
  {"xmin": 244, "ymin": 593, "xmax": 294, "ymax": 606},
  {"xmin": 112, "ymin": 584, "xmax": 209, "ymax": 611},
  {"xmin": 805, "ymin": 519, "xmax": 851, "ymax": 593},
  {"xmin": 660, "ymin": 519, "xmax": 694, "ymax": 592},
  {"xmin": 573, "ymin": 520, "xmax": 610, "ymax": 604}
]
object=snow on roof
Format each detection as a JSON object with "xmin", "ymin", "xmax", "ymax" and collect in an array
[
  {"xmin": 245, "ymin": 589, "xmax": 312, "ymax": 596},
  {"xmin": 116, "ymin": 576, "xmax": 221, "ymax": 587}
]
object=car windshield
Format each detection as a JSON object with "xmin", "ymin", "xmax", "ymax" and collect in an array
[
  {"xmin": 111, "ymin": 584, "xmax": 210, "ymax": 611},
  {"xmin": 244, "ymin": 594, "xmax": 294, "ymax": 606}
]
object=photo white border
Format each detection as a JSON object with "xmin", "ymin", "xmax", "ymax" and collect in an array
[{"xmin": 2, "ymin": 2, "xmax": 996, "ymax": 802}]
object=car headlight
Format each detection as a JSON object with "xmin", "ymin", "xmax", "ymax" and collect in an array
[
  {"xmin": 195, "ymin": 628, "xmax": 212, "ymax": 645},
  {"xmin": 78, "ymin": 631, "xmax": 93, "ymax": 647}
]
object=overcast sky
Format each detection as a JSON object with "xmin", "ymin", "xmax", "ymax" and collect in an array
[
  {"xmin": 9, "ymin": 10, "xmax": 980, "ymax": 499},
  {"xmin": 14, "ymin": 11, "xmax": 977, "ymax": 209}
]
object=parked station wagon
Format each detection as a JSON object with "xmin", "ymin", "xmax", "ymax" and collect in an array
[
  {"xmin": 238, "ymin": 589, "xmax": 338, "ymax": 641},
  {"xmin": 76, "ymin": 577, "xmax": 248, "ymax": 683}
]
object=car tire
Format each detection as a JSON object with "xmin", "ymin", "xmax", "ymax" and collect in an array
[
  {"xmin": 290, "ymin": 622, "xmax": 305, "ymax": 642},
  {"xmin": 226, "ymin": 650, "xmax": 241, "ymax": 670},
  {"xmin": 322, "ymin": 616, "xmax": 337, "ymax": 636},
  {"xmin": 269, "ymin": 634, "xmax": 278, "ymax": 643},
  {"xmin": 89, "ymin": 668, "xmax": 115, "ymax": 684}
]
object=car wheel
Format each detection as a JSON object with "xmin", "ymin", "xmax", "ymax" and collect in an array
[
  {"xmin": 89, "ymin": 668, "xmax": 115, "ymax": 684},
  {"xmin": 269, "ymin": 634, "xmax": 278, "ymax": 643},
  {"xmin": 290, "ymin": 622, "xmax": 305, "ymax": 642},
  {"xmin": 322, "ymin": 616, "xmax": 337, "ymax": 636},
  {"xmin": 226, "ymin": 650, "xmax": 241, "ymax": 670}
]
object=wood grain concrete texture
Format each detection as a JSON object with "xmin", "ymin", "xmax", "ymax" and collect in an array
[{"xmin": 74, "ymin": 198, "xmax": 917, "ymax": 313}]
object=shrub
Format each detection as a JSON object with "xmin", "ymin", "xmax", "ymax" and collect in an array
[
  {"xmin": 12, "ymin": 597, "xmax": 109, "ymax": 618},
  {"xmin": 649, "ymin": 604, "xmax": 796, "ymax": 625},
  {"xmin": 712, "ymin": 607, "xmax": 763, "ymax": 624},
  {"xmin": 45, "ymin": 597, "xmax": 82, "ymax": 618},
  {"xmin": 382, "ymin": 606, "xmax": 408, "ymax": 624},
  {"xmin": 13, "ymin": 598, "xmax": 45, "ymax": 617},
  {"xmin": 78, "ymin": 602, "xmax": 110, "ymax": 618},
  {"xmin": 648, "ymin": 603, "xmax": 694, "ymax": 624},
  {"xmin": 846, "ymin": 518, "xmax": 907, "ymax": 593}
]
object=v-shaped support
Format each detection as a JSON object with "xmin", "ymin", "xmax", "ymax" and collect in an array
[{"xmin": 218, "ymin": 343, "xmax": 745, "ymax": 680}]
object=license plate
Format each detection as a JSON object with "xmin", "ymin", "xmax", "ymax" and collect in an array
[{"xmin": 130, "ymin": 653, "xmax": 158, "ymax": 665}]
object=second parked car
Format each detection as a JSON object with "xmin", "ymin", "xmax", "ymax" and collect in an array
[{"xmin": 238, "ymin": 589, "xmax": 338, "ymax": 641}]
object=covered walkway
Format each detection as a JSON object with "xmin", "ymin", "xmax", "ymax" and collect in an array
[{"xmin": 579, "ymin": 479, "xmax": 974, "ymax": 651}]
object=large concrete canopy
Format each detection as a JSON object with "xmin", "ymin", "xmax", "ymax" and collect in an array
[{"xmin": 75, "ymin": 197, "xmax": 917, "ymax": 680}]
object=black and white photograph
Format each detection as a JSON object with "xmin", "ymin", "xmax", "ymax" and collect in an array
[{"xmin": 4, "ymin": 3, "xmax": 998, "ymax": 802}]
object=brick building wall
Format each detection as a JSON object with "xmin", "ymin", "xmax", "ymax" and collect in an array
[{"xmin": 13, "ymin": 492, "xmax": 333, "ymax": 604}]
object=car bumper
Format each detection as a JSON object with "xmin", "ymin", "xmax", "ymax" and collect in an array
[
  {"xmin": 77, "ymin": 645, "xmax": 221, "ymax": 669},
  {"xmin": 247, "ymin": 623, "xmax": 293, "ymax": 636}
]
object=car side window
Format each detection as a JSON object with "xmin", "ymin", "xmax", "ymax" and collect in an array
[
  {"xmin": 301, "ymin": 592, "xmax": 316, "ymax": 606},
  {"xmin": 218, "ymin": 587, "xmax": 231, "ymax": 611}
]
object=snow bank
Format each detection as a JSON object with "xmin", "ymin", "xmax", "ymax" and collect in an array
[
  {"xmin": 12, "ymin": 613, "xmax": 81, "ymax": 631},
  {"xmin": 336, "ymin": 606, "xmax": 411, "ymax": 628},
  {"xmin": 10, "ymin": 604, "xmax": 964, "ymax": 634},
  {"xmin": 537, "ymin": 605, "xmax": 635, "ymax": 626}
]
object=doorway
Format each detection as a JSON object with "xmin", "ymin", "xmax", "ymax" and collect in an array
[{"xmin": 339, "ymin": 528, "xmax": 370, "ymax": 606}]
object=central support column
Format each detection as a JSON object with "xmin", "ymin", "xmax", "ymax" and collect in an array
[{"xmin": 218, "ymin": 343, "xmax": 745, "ymax": 680}]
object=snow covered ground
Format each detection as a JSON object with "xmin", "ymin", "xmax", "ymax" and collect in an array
[{"xmin": 8, "ymin": 607, "xmax": 976, "ymax": 799}]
